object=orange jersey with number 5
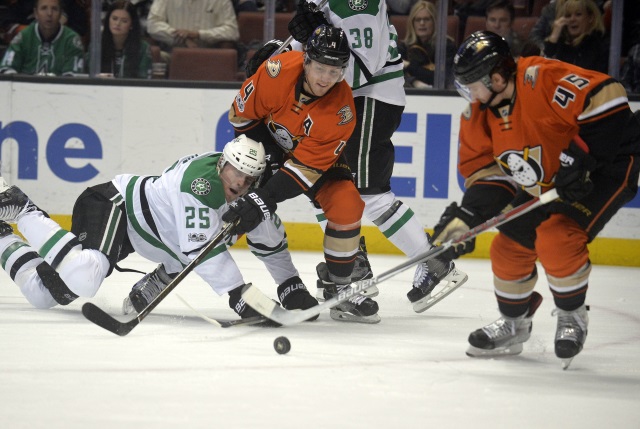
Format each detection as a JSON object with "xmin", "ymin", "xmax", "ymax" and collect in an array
[{"xmin": 230, "ymin": 51, "xmax": 356, "ymax": 172}]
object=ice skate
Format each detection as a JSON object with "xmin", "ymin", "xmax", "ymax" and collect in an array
[
  {"xmin": 317, "ymin": 262, "xmax": 380, "ymax": 324},
  {"xmin": 0, "ymin": 182, "xmax": 40, "ymax": 223},
  {"xmin": 122, "ymin": 264, "xmax": 175, "ymax": 314},
  {"xmin": 553, "ymin": 304, "xmax": 589, "ymax": 370},
  {"xmin": 315, "ymin": 236, "xmax": 378, "ymax": 302},
  {"xmin": 0, "ymin": 221, "xmax": 14, "ymax": 237},
  {"xmin": 407, "ymin": 255, "xmax": 468, "ymax": 313},
  {"xmin": 466, "ymin": 292, "xmax": 543, "ymax": 357}
]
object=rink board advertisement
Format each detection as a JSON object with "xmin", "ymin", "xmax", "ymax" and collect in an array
[{"xmin": 0, "ymin": 79, "xmax": 638, "ymax": 265}]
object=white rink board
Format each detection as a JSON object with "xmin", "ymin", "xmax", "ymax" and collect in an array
[{"xmin": 0, "ymin": 80, "xmax": 639, "ymax": 239}]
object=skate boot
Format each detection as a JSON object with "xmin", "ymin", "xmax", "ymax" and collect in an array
[
  {"xmin": 122, "ymin": 264, "xmax": 176, "ymax": 314},
  {"xmin": 407, "ymin": 255, "xmax": 468, "ymax": 313},
  {"xmin": 0, "ymin": 184, "xmax": 41, "ymax": 223},
  {"xmin": 0, "ymin": 221, "xmax": 14, "ymax": 237},
  {"xmin": 315, "ymin": 236, "xmax": 377, "ymax": 302},
  {"xmin": 553, "ymin": 304, "xmax": 589, "ymax": 370},
  {"xmin": 317, "ymin": 262, "xmax": 380, "ymax": 324},
  {"xmin": 466, "ymin": 291, "xmax": 543, "ymax": 357}
]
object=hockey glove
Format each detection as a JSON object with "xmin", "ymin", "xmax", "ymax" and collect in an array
[
  {"xmin": 288, "ymin": 0, "xmax": 330, "ymax": 43},
  {"xmin": 432, "ymin": 202, "xmax": 478, "ymax": 259},
  {"xmin": 222, "ymin": 188, "xmax": 276, "ymax": 236},
  {"xmin": 555, "ymin": 140, "xmax": 597, "ymax": 203},
  {"xmin": 245, "ymin": 39, "xmax": 291, "ymax": 78}
]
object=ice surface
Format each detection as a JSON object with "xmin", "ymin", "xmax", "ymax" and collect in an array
[{"xmin": 1, "ymin": 250, "xmax": 639, "ymax": 429}]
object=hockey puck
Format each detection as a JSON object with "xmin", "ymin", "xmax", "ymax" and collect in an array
[{"xmin": 273, "ymin": 336, "xmax": 291, "ymax": 355}]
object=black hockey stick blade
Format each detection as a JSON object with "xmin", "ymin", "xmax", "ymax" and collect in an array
[
  {"xmin": 82, "ymin": 221, "xmax": 237, "ymax": 336},
  {"xmin": 82, "ymin": 302, "xmax": 140, "ymax": 336},
  {"xmin": 242, "ymin": 189, "xmax": 560, "ymax": 326}
]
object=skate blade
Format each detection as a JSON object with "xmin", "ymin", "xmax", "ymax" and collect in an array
[
  {"xmin": 561, "ymin": 357, "xmax": 574, "ymax": 370},
  {"xmin": 466, "ymin": 342, "xmax": 524, "ymax": 357},
  {"xmin": 316, "ymin": 285, "xmax": 379, "ymax": 303},
  {"xmin": 412, "ymin": 269, "xmax": 469, "ymax": 313},
  {"xmin": 121, "ymin": 297, "xmax": 136, "ymax": 315},
  {"xmin": 329, "ymin": 308, "xmax": 381, "ymax": 324}
]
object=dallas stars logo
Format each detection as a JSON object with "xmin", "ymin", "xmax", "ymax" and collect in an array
[
  {"xmin": 191, "ymin": 178, "xmax": 211, "ymax": 196},
  {"xmin": 349, "ymin": 0, "xmax": 368, "ymax": 12}
]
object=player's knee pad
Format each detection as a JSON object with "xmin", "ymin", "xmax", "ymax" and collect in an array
[
  {"xmin": 318, "ymin": 181, "xmax": 364, "ymax": 225},
  {"xmin": 536, "ymin": 214, "xmax": 589, "ymax": 278},
  {"xmin": 490, "ymin": 233, "xmax": 538, "ymax": 281},
  {"xmin": 56, "ymin": 248, "xmax": 110, "ymax": 298},
  {"xmin": 361, "ymin": 191, "xmax": 398, "ymax": 223}
]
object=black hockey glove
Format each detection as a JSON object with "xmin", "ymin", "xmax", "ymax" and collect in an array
[
  {"xmin": 222, "ymin": 188, "xmax": 276, "ymax": 236},
  {"xmin": 555, "ymin": 140, "xmax": 597, "ymax": 203},
  {"xmin": 245, "ymin": 39, "xmax": 291, "ymax": 78},
  {"xmin": 288, "ymin": 0, "xmax": 330, "ymax": 43},
  {"xmin": 432, "ymin": 202, "xmax": 479, "ymax": 259}
]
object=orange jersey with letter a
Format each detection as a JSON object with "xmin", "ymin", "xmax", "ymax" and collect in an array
[
  {"xmin": 459, "ymin": 56, "xmax": 629, "ymax": 197},
  {"xmin": 231, "ymin": 51, "xmax": 356, "ymax": 172}
]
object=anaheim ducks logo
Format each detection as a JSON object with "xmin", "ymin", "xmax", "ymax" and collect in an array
[
  {"xmin": 268, "ymin": 120, "xmax": 302, "ymax": 152},
  {"xmin": 523, "ymin": 65, "xmax": 540, "ymax": 89},
  {"xmin": 337, "ymin": 105, "xmax": 354, "ymax": 125},
  {"xmin": 349, "ymin": 0, "xmax": 368, "ymax": 11},
  {"xmin": 265, "ymin": 59, "xmax": 282, "ymax": 78},
  {"xmin": 496, "ymin": 146, "xmax": 552, "ymax": 196}
]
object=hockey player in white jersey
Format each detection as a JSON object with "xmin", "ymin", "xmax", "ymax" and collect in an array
[
  {"xmin": 245, "ymin": 0, "xmax": 467, "ymax": 312},
  {"xmin": 0, "ymin": 135, "xmax": 318, "ymax": 319}
]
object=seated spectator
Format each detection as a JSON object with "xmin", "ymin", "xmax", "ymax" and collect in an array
[
  {"xmin": 90, "ymin": 0, "xmax": 152, "ymax": 79},
  {"xmin": 621, "ymin": 44, "xmax": 640, "ymax": 94},
  {"xmin": 399, "ymin": 0, "xmax": 456, "ymax": 89},
  {"xmin": 484, "ymin": 0, "xmax": 527, "ymax": 57},
  {"xmin": 542, "ymin": 0, "xmax": 608, "ymax": 73},
  {"xmin": 147, "ymin": 0, "xmax": 240, "ymax": 57},
  {"xmin": 0, "ymin": 0, "xmax": 84, "ymax": 76}
]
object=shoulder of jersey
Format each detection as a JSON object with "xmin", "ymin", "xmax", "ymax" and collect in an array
[{"xmin": 262, "ymin": 51, "xmax": 303, "ymax": 79}]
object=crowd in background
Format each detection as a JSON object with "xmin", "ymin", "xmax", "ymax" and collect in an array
[{"xmin": 0, "ymin": 0, "xmax": 638, "ymax": 93}]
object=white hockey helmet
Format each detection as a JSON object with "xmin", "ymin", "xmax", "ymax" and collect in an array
[{"xmin": 218, "ymin": 135, "xmax": 266, "ymax": 182}]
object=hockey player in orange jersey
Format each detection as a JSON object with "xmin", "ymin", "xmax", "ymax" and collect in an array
[
  {"xmin": 434, "ymin": 31, "xmax": 640, "ymax": 368},
  {"xmin": 223, "ymin": 25, "xmax": 381, "ymax": 323}
]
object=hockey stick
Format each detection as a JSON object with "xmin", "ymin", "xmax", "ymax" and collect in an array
[
  {"xmin": 81, "ymin": 221, "xmax": 238, "ymax": 336},
  {"xmin": 272, "ymin": 0, "xmax": 329, "ymax": 56},
  {"xmin": 242, "ymin": 189, "xmax": 560, "ymax": 326},
  {"xmin": 175, "ymin": 292, "xmax": 270, "ymax": 328}
]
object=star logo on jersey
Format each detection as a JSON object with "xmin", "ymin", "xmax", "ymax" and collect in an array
[
  {"xmin": 191, "ymin": 178, "xmax": 211, "ymax": 196},
  {"xmin": 349, "ymin": 0, "xmax": 368, "ymax": 12},
  {"xmin": 337, "ymin": 105, "xmax": 354, "ymax": 125},
  {"xmin": 496, "ymin": 146, "xmax": 552, "ymax": 196},
  {"xmin": 266, "ymin": 59, "xmax": 282, "ymax": 78}
]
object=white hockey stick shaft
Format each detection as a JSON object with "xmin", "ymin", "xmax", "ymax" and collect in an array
[{"xmin": 242, "ymin": 189, "xmax": 559, "ymax": 325}]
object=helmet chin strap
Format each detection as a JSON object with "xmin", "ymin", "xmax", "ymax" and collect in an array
[{"xmin": 479, "ymin": 77, "xmax": 508, "ymax": 110}]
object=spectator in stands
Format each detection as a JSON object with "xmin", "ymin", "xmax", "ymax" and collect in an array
[
  {"xmin": 399, "ymin": 0, "xmax": 456, "ymax": 89},
  {"xmin": 0, "ymin": 0, "xmax": 84, "ymax": 76},
  {"xmin": 147, "ymin": 0, "xmax": 240, "ymax": 57},
  {"xmin": 92, "ymin": 0, "xmax": 152, "ymax": 79},
  {"xmin": 530, "ymin": 0, "xmax": 566, "ymax": 51},
  {"xmin": 542, "ymin": 0, "xmax": 608, "ymax": 73},
  {"xmin": 484, "ymin": 0, "xmax": 526, "ymax": 57},
  {"xmin": 607, "ymin": 0, "xmax": 640, "ymax": 94}
]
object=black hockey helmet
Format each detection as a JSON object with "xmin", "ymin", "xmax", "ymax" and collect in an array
[
  {"xmin": 453, "ymin": 31, "xmax": 516, "ymax": 86},
  {"xmin": 305, "ymin": 25, "xmax": 350, "ymax": 68}
]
